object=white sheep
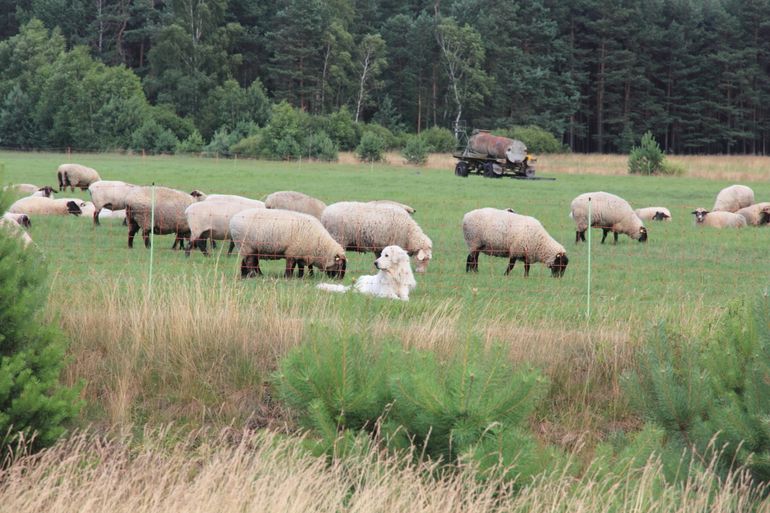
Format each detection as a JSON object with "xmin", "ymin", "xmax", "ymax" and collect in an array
[
  {"xmin": 713, "ymin": 185, "xmax": 754, "ymax": 212},
  {"xmin": 0, "ymin": 217, "xmax": 32, "ymax": 248},
  {"xmin": 2, "ymin": 212, "xmax": 31, "ymax": 228},
  {"xmin": 265, "ymin": 191, "xmax": 327, "ymax": 219},
  {"xmin": 204, "ymin": 194, "xmax": 265, "ymax": 210},
  {"xmin": 463, "ymin": 208, "xmax": 568, "ymax": 277},
  {"xmin": 692, "ymin": 208, "xmax": 747, "ymax": 228},
  {"xmin": 229, "ymin": 208, "xmax": 346, "ymax": 279},
  {"xmin": 634, "ymin": 207, "xmax": 672, "ymax": 222},
  {"xmin": 367, "ymin": 200, "xmax": 416, "ymax": 214},
  {"xmin": 8, "ymin": 196, "xmax": 87, "ymax": 216},
  {"xmin": 88, "ymin": 180, "xmax": 136, "ymax": 225},
  {"xmin": 124, "ymin": 186, "xmax": 202, "ymax": 249},
  {"xmin": 98, "ymin": 208, "xmax": 127, "ymax": 222},
  {"xmin": 570, "ymin": 191, "xmax": 648, "ymax": 244},
  {"xmin": 2, "ymin": 184, "xmax": 54, "ymax": 197},
  {"xmin": 185, "ymin": 200, "xmax": 263, "ymax": 256},
  {"xmin": 57, "ymin": 164, "xmax": 101, "ymax": 192},
  {"xmin": 321, "ymin": 201, "xmax": 433, "ymax": 273},
  {"xmin": 734, "ymin": 202, "xmax": 770, "ymax": 226}
]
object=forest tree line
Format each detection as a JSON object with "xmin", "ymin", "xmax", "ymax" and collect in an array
[{"xmin": 0, "ymin": 0, "xmax": 769, "ymax": 155}]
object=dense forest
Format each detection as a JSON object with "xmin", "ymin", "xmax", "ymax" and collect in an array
[{"xmin": 0, "ymin": 0, "xmax": 769, "ymax": 155}]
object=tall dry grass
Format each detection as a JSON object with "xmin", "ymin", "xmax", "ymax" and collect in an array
[
  {"xmin": 0, "ymin": 428, "xmax": 767, "ymax": 513},
  {"xmin": 338, "ymin": 152, "xmax": 770, "ymax": 181}
]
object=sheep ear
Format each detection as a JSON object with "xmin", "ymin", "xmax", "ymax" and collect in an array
[{"xmin": 416, "ymin": 249, "xmax": 426, "ymax": 261}]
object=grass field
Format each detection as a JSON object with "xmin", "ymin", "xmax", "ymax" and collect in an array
[
  {"xmin": 2, "ymin": 150, "xmax": 770, "ymax": 509},
  {"xmin": 2, "ymin": 150, "xmax": 769, "ymax": 432}
]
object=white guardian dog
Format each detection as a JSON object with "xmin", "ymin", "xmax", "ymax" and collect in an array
[{"xmin": 316, "ymin": 245, "xmax": 416, "ymax": 301}]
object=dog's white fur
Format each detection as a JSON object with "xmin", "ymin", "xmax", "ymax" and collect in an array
[{"xmin": 316, "ymin": 245, "xmax": 416, "ymax": 301}]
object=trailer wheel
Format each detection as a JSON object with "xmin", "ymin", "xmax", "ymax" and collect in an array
[
  {"xmin": 523, "ymin": 166, "xmax": 536, "ymax": 178},
  {"xmin": 483, "ymin": 162, "xmax": 500, "ymax": 178},
  {"xmin": 455, "ymin": 161, "xmax": 469, "ymax": 177}
]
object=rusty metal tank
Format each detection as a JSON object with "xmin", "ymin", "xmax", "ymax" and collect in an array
[{"xmin": 467, "ymin": 132, "xmax": 528, "ymax": 163}]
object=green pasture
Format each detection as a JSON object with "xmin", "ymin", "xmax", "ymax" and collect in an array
[{"xmin": 1, "ymin": 151, "xmax": 768, "ymax": 331}]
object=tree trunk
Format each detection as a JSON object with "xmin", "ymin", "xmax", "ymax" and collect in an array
[{"xmin": 596, "ymin": 41, "xmax": 606, "ymax": 153}]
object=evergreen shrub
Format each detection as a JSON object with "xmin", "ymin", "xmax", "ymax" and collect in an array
[{"xmin": 356, "ymin": 132, "xmax": 385, "ymax": 162}]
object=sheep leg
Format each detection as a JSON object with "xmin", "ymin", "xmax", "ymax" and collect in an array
[
  {"xmin": 575, "ymin": 230, "xmax": 586, "ymax": 243},
  {"xmin": 296, "ymin": 261, "xmax": 305, "ymax": 278},
  {"xmin": 285, "ymin": 258, "xmax": 296, "ymax": 278},
  {"xmin": 127, "ymin": 219, "xmax": 141, "ymax": 248},
  {"xmin": 504, "ymin": 256, "xmax": 517, "ymax": 275},
  {"xmin": 143, "ymin": 229, "xmax": 151, "ymax": 249},
  {"xmin": 613, "ymin": 232, "xmax": 618, "ymax": 244},
  {"xmin": 211, "ymin": 239, "xmax": 217, "ymax": 249},
  {"xmin": 93, "ymin": 209, "xmax": 101, "ymax": 226},
  {"xmin": 57, "ymin": 172, "xmax": 64, "ymax": 192},
  {"xmin": 228, "ymin": 241, "xmax": 236, "ymax": 255},
  {"xmin": 601, "ymin": 228, "xmax": 610, "ymax": 244},
  {"xmin": 308, "ymin": 265, "xmax": 314, "ymax": 277},
  {"xmin": 198, "ymin": 238, "xmax": 209, "ymax": 257},
  {"xmin": 184, "ymin": 236, "xmax": 194, "ymax": 257},
  {"xmin": 466, "ymin": 250, "xmax": 480, "ymax": 272},
  {"xmin": 523, "ymin": 259, "xmax": 531, "ymax": 277}
]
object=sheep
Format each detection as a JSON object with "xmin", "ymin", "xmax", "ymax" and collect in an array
[
  {"xmin": 733, "ymin": 202, "xmax": 770, "ymax": 226},
  {"xmin": 88, "ymin": 180, "xmax": 137, "ymax": 225},
  {"xmin": 265, "ymin": 191, "xmax": 327, "ymax": 219},
  {"xmin": 0, "ymin": 217, "xmax": 32, "ymax": 248},
  {"xmin": 692, "ymin": 208, "xmax": 747, "ymax": 228},
  {"xmin": 204, "ymin": 194, "xmax": 265, "ymax": 210},
  {"xmin": 229, "ymin": 208, "xmax": 346, "ymax": 279},
  {"xmin": 57, "ymin": 164, "xmax": 101, "ymax": 192},
  {"xmin": 713, "ymin": 185, "xmax": 754, "ymax": 212},
  {"xmin": 367, "ymin": 200, "xmax": 416, "ymax": 215},
  {"xmin": 463, "ymin": 208, "xmax": 568, "ymax": 277},
  {"xmin": 2, "ymin": 184, "xmax": 55, "ymax": 197},
  {"xmin": 2, "ymin": 212, "xmax": 31, "ymax": 228},
  {"xmin": 98, "ymin": 208, "xmax": 127, "ymax": 223},
  {"xmin": 124, "ymin": 186, "xmax": 202, "ymax": 249},
  {"xmin": 635, "ymin": 207, "xmax": 672, "ymax": 222},
  {"xmin": 321, "ymin": 201, "xmax": 433, "ymax": 273},
  {"xmin": 570, "ymin": 191, "xmax": 648, "ymax": 244},
  {"xmin": 185, "ymin": 200, "xmax": 264, "ymax": 257},
  {"xmin": 8, "ymin": 196, "xmax": 86, "ymax": 216}
]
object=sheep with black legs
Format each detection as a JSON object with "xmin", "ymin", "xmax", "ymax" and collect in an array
[
  {"xmin": 8, "ymin": 196, "xmax": 85, "ymax": 216},
  {"xmin": 88, "ymin": 180, "xmax": 136, "ymax": 225},
  {"xmin": 124, "ymin": 186, "xmax": 203, "ymax": 249},
  {"xmin": 57, "ymin": 164, "xmax": 101, "ymax": 192},
  {"xmin": 692, "ymin": 208, "xmax": 747, "ymax": 228},
  {"xmin": 463, "ymin": 208, "xmax": 568, "ymax": 277},
  {"xmin": 570, "ymin": 191, "xmax": 648, "ymax": 244},
  {"xmin": 229, "ymin": 208, "xmax": 346, "ymax": 279},
  {"xmin": 635, "ymin": 207, "xmax": 672, "ymax": 222},
  {"xmin": 265, "ymin": 191, "xmax": 327, "ymax": 219},
  {"xmin": 185, "ymin": 199, "xmax": 265, "ymax": 256}
]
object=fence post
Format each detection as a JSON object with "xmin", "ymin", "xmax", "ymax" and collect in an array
[
  {"xmin": 148, "ymin": 182, "xmax": 155, "ymax": 297},
  {"xmin": 586, "ymin": 196, "xmax": 592, "ymax": 319}
]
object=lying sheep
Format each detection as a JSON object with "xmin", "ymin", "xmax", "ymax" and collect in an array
[
  {"xmin": 635, "ymin": 207, "xmax": 672, "ymax": 222},
  {"xmin": 265, "ymin": 191, "xmax": 327, "ymax": 219},
  {"xmin": 570, "ymin": 191, "xmax": 648, "ymax": 244},
  {"xmin": 125, "ymin": 186, "xmax": 201, "ymax": 249},
  {"xmin": 185, "ymin": 200, "xmax": 263, "ymax": 256},
  {"xmin": 321, "ymin": 201, "xmax": 433, "ymax": 272},
  {"xmin": 8, "ymin": 196, "xmax": 86, "ymax": 216},
  {"xmin": 204, "ymin": 194, "xmax": 265, "ymax": 210},
  {"xmin": 367, "ymin": 200, "xmax": 416, "ymax": 214},
  {"xmin": 2, "ymin": 212, "xmax": 31, "ymax": 228},
  {"xmin": 692, "ymin": 208, "xmax": 747, "ymax": 228},
  {"xmin": 713, "ymin": 185, "xmax": 754, "ymax": 212},
  {"xmin": 463, "ymin": 208, "xmax": 568, "ymax": 277},
  {"xmin": 88, "ymin": 180, "xmax": 136, "ymax": 225},
  {"xmin": 57, "ymin": 164, "xmax": 101, "ymax": 192},
  {"xmin": 229, "ymin": 208, "xmax": 346, "ymax": 279},
  {"xmin": 2, "ymin": 184, "xmax": 54, "ymax": 197},
  {"xmin": 0, "ymin": 217, "xmax": 32, "ymax": 248},
  {"xmin": 734, "ymin": 202, "xmax": 770, "ymax": 226},
  {"xmin": 98, "ymin": 208, "xmax": 127, "ymax": 223}
]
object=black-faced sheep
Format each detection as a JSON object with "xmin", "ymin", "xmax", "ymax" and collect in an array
[
  {"xmin": 570, "ymin": 191, "xmax": 648, "ymax": 244},
  {"xmin": 8, "ymin": 196, "xmax": 86, "ymax": 216},
  {"xmin": 463, "ymin": 208, "xmax": 568, "ymax": 277},
  {"xmin": 692, "ymin": 208, "xmax": 747, "ymax": 228},
  {"xmin": 713, "ymin": 185, "xmax": 754, "ymax": 212},
  {"xmin": 88, "ymin": 180, "xmax": 136, "ymax": 225},
  {"xmin": 185, "ymin": 200, "xmax": 264, "ymax": 256},
  {"xmin": 265, "ymin": 191, "xmax": 327, "ymax": 219},
  {"xmin": 57, "ymin": 164, "xmax": 101, "ymax": 192},
  {"xmin": 635, "ymin": 207, "xmax": 672, "ymax": 222},
  {"xmin": 124, "ymin": 186, "xmax": 202, "ymax": 249}
]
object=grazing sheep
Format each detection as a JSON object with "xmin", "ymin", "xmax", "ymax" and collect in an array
[
  {"xmin": 570, "ymin": 191, "xmax": 648, "ymax": 244},
  {"xmin": 185, "ymin": 200, "xmax": 263, "ymax": 256},
  {"xmin": 2, "ymin": 212, "xmax": 31, "ymax": 228},
  {"xmin": 734, "ymin": 202, "xmax": 770, "ymax": 226},
  {"xmin": 265, "ymin": 191, "xmax": 327, "ymax": 219},
  {"xmin": 98, "ymin": 208, "xmax": 126, "ymax": 222},
  {"xmin": 321, "ymin": 201, "xmax": 433, "ymax": 273},
  {"xmin": 57, "ymin": 164, "xmax": 101, "ymax": 192},
  {"xmin": 0, "ymin": 217, "xmax": 32, "ymax": 247},
  {"xmin": 204, "ymin": 194, "xmax": 265, "ymax": 210},
  {"xmin": 713, "ymin": 185, "xmax": 754, "ymax": 212},
  {"xmin": 88, "ymin": 180, "xmax": 136, "ymax": 225},
  {"xmin": 2, "ymin": 184, "xmax": 55, "ymax": 197},
  {"xmin": 8, "ymin": 196, "xmax": 85, "ymax": 216},
  {"xmin": 229, "ymin": 208, "xmax": 346, "ymax": 279},
  {"xmin": 367, "ymin": 200, "xmax": 416, "ymax": 214},
  {"xmin": 635, "ymin": 207, "xmax": 672, "ymax": 222},
  {"xmin": 692, "ymin": 208, "xmax": 747, "ymax": 228},
  {"xmin": 124, "ymin": 186, "xmax": 201, "ymax": 249},
  {"xmin": 463, "ymin": 208, "xmax": 568, "ymax": 277}
]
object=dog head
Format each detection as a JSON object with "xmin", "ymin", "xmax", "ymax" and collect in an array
[{"xmin": 376, "ymin": 245, "xmax": 416, "ymax": 290}]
